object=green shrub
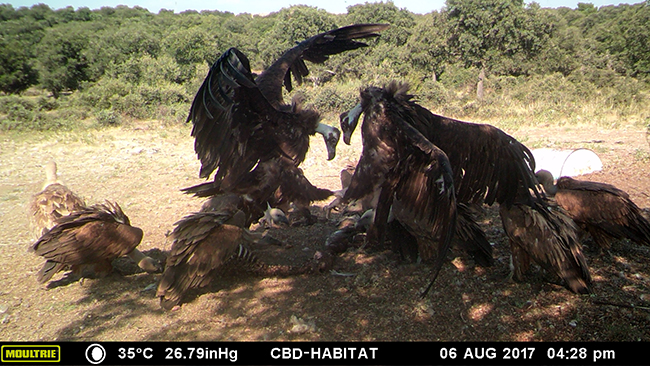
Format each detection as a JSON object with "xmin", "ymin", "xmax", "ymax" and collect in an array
[
  {"xmin": 0, "ymin": 95, "xmax": 36, "ymax": 114},
  {"xmin": 306, "ymin": 84, "xmax": 358, "ymax": 114},
  {"xmin": 0, "ymin": 107, "xmax": 70, "ymax": 131},
  {"xmin": 415, "ymin": 79, "xmax": 450, "ymax": 108},
  {"xmin": 95, "ymin": 109, "xmax": 121, "ymax": 125},
  {"xmin": 37, "ymin": 96, "xmax": 59, "ymax": 111}
]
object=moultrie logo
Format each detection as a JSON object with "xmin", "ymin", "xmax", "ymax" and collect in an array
[{"xmin": 1, "ymin": 345, "xmax": 61, "ymax": 363}]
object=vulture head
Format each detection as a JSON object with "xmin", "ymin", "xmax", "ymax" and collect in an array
[
  {"xmin": 315, "ymin": 122, "xmax": 341, "ymax": 160},
  {"xmin": 287, "ymin": 96, "xmax": 340, "ymax": 161},
  {"xmin": 340, "ymin": 83, "xmax": 406, "ymax": 144},
  {"xmin": 43, "ymin": 160, "xmax": 60, "ymax": 189},
  {"xmin": 535, "ymin": 170, "xmax": 558, "ymax": 196},
  {"xmin": 340, "ymin": 103, "xmax": 364, "ymax": 145}
]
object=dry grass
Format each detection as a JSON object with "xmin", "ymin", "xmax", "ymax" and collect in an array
[{"xmin": 1, "ymin": 120, "xmax": 649, "ymax": 342}]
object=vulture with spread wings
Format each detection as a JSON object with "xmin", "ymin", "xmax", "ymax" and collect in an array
[
  {"xmin": 341, "ymin": 82, "xmax": 592, "ymax": 294},
  {"xmin": 31, "ymin": 201, "xmax": 157, "ymax": 283},
  {"xmin": 156, "ymin": 194, "xmax": 317, "ymax": 310},
  {"xmin": 339, "ymin": 82, "xmax": 458, "ymax": 296},
  {"xmin": 537, "ymin": 170, "xmax": 650, "ymax": 249},
  {"xmin": 183, "ymin": 24, "xmax": 390, "ymax": 222}
]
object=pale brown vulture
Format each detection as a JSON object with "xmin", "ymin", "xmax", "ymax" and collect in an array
[
  {"xmin": 29, "ymin": 161, "xmax": 85, "ymax": 238},
  {"xmin": 29, "ymin": 162, "xmax": 158, "ymax": 275},
  {"xmin": 260, "ymin": 202, "xmax": 290, "ymax": 228},
  {"xmin": 156, "ymin": 196, "xmax": 315, "ymax": 310},
  {"xmin": 536, "ymin": 169, "xmax": 650, "ymax": 248},
  {"xmin": 31, "ymin": 201, "xmax": 155, "ymax": 283},
  {"xmin": 500, "ymin": 200, "xmax": 591, "ymax": 293},
  {"xmin": 339, "ymin": 81, "xmax": 458, "ymax": 296},
  {"xmin": 341, "ymin": 81, "xmax": 591, "ymax": 294},
  {"xmin": 183, "ymin": 24, "xmax": 390, "ymax": 224}
]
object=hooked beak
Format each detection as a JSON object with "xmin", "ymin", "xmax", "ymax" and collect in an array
[
  {"xmin": 324, "ymin": 128, "xmax": 340, "ymax": 161},
  {"xmin": 315, "ymin": 123, "xmax": 341, "ymax": 161},
  {"xmin": 340, "ymin": 102, "xmax": 363, "ymax": 145}
]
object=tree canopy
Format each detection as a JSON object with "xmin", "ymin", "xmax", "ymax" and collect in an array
[{"xmin": 0, "ymin": 1, "xmax": 648, "ymax": 129}]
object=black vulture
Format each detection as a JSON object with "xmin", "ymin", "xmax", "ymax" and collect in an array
[
  {"xmin": 339, "ymin": 81, "xmax": 458, "ymax": 296},
  {"xmin": 341, "ymin": 81, "xmax": 591, "ymax": 294},
  {"xmin": 183, "ymin": 24, "xmax": 390, "ymax": 224}
]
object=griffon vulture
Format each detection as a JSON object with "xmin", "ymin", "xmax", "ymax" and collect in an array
[
  {"xmin": 536, "ymin": 169, "xmax": 650, "ymax": 248},
  {"xmin": 31, "ymin": 201, "xmax": 157, "ymax": 283},
  {"xmin": 183, "ymin": 24, "xmax": 390, "ymax": 224},
  {"xmin": 29, "ymin": 162, "xmax": 158, "ymax": 275},
  {"xmin": 156, "ymin": 199, "xmax": 317, "ymax": 310},
  {"xmin": 500, "ymin": 200, "xmax": 592, "ymax": 293},
  {"xmin": 29, "ymin": 161, "xmax": 85, "ymax": 238}
]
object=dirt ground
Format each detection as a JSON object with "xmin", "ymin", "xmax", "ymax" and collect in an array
[{"xmin": 1, "ymin": 119, "xmax": 649, "ymax": 342}]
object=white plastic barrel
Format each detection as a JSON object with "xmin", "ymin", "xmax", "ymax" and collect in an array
[{"xmin": 532, "ymin": 148, "xmax": 603, "ymax": 179}]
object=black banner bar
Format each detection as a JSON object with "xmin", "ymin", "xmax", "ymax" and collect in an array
[{"xmin": 0, "ymin": 342, "xmax": 639, "ymax": 365}]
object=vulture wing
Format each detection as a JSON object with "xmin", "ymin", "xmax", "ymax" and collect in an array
[
  {"xmin": 408, "ymin": 105, "xmax": 540, "ymax": 207},
  {"xmin": 500, "ymin": 200, "xmax": 592, "ymax": 294},
  {"xmin": 31, "ymin": 202, "xmax": 143, "ymax": 283},
  {"xmin": 156, "ymin": 210, "xmax": 257, "ymax": 310},
  {"xmin": 555, "ymin": 177, "xmax": 650, "ymax": 246},
  {"xmin": 187, "ymin": 47, "xmax": 278, "ymax": 183},
  {"xmin": 256, "ymin": 23, "xmax": 390, "ymax": 102}
]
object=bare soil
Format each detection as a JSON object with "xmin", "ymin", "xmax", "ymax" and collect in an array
[{"xmin": 1, "ymin": 120, "xmax": 649, "ymax": 342}]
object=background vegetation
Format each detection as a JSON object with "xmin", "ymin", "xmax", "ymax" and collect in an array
[{"xmin": 1, "ymin": 0, "xmax": 649, "ymax": 132}]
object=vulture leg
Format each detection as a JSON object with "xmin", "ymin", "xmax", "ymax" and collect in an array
[
  {"xmin": 508, "ymin": 241, "xmax": 532, "ymax": 282},
  {"xmin": 386, "ymin": 220, "xmax": 419, "ymax": 263}
]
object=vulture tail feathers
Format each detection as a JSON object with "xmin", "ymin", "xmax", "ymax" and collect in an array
[{"xmin": 629, "ymin": 213, "xmax": 650, "ymax": 246}]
